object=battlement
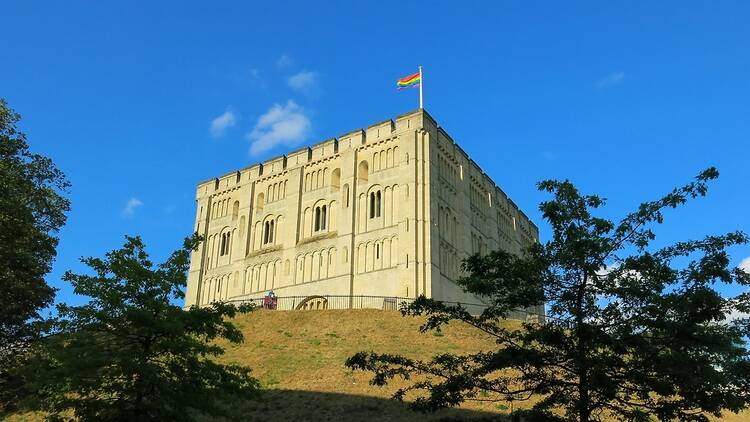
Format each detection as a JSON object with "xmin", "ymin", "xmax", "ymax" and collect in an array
[{"xmin": 197, "ymin": 108, "xmax": 428, "ymax": 197}]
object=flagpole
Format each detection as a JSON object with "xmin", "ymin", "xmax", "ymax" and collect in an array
[{"xmin": 418, "ymin": 65, "xmax": 424, "ymax": 109}]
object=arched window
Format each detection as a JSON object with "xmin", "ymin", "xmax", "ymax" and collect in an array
[
  {"xmin": 357, "ymin": 161, "xmax": 369, "ymax": 184},
  {"xmin": 369, "ymin": 190, "xmax": 382, "ymax": 219},
  {"xmin": 256, "ymin": 192, "xmax": 265, "ymax": 212},
  {"xmin": 376, "ymin": 191, "xmax": 381, "ymax": 217},
  {"xmin": 314, "ymin": 204, "xmax": 328, "ymax": 232},
  {"xmin": 219, "ymin": 232, "xmax": 231, "ymax": 256},
  {"xmin": 263, "ymin": 220, "xmax": 275, "ymax": 245},
  {"xmin": 369, "ymin": 192, "xmax": 375, "ymax": 218},
  {"xmin": 331, "ymin": 168, "xmax": 341, "ymax": 191},
  {"xmin": 232, "ymin": 200, "xmax": 239, "ymax": 220},
  {"xmin": 343, "ymin": 184, "xmax": 350, "ymax": 208}
]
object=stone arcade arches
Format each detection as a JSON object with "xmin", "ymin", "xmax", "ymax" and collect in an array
[
  {"xmin": 293, "ymin": 246, "xmax": 338, "ymax": 285},
  {"xmin": 296, "ymin": 296, "xmax": 328, "ymax": 310},
  {"xmin": 355, "ymin": 235, "xmax": 398, "ymax": 274}
]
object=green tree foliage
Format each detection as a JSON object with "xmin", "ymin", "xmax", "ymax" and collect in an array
[
  {"xmin": 347, "ymin": 168, "xmax": 750, "ymax": 422},
  {"xmin": 0, "ymin": 98, "xmax": 70, "ymax": 345},
  {"xmin": 0, "ymin": 98, "xmax": 70, "ymax": 410},
  {"xmin": 33, "ymin": 235, "xmax": 259, "ymax": 421}
]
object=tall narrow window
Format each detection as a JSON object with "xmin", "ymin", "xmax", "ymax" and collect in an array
[
  {"xmin": 269, "ymin": 220, "xmax": 275, "ymax": 243},
  {"xmin": 369, "ymin": 193, "xmax": 375, "ymax": 218},
  {"xmin": 263, "ymin": 221, "xmax": 270, "ymax": 244},
  {"xmin": 314, "ymin": 205, "xmax": 328, "ymax": 232},
  {"xmin": 358, "ymin": 161, "xmax": 369, "ymax": 184},
  {"xmin": 256, "ymin": 192, "xmax": 265, "ymax": 212},
  {"xmin": 369, "ymin": 191, "xmax": 382, "ymax": 219},
  {"xmin": 221, "ymin": 233, "xmax": 230, "ymax": 256},
  {"xmin": 232, "ymin": 201, "xmax": 239, "ymax": 220},
  {"xmin": 331, "ymin": 168, "xmax": 341, "ymax": 191},
  {"xmin": 376, "ymin": 191, "xmax": 382, "ymax": 218}
]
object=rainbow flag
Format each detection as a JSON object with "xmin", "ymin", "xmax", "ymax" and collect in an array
[{"xmin": 396, "ymin": 71, "xmax": 421, "ymax": 90}]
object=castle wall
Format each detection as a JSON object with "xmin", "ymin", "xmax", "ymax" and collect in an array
[
  {"xmin": 422, "ymin": 114, "xmax": 540, "ymax": 308},
  {"xmin": 184, "ymin": 109, "xmax": 539, "ymax": 311},
  {"xmin": 185, "ymin": 110, "xmax": 431, "ymax": 307}
]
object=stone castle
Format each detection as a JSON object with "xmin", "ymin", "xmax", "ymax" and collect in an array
[{"xmin": 184, "ymin": 109, "xmax": 539, "ymax": 312}]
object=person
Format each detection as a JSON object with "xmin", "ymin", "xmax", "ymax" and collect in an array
[{"xmin": 263, "ymin": 290, "xmax": 278, "ymax": 310}]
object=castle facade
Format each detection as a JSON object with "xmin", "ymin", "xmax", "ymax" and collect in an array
[{"xmin": 185, "ymin": 109, "xmax": 539, "ymax": 312}]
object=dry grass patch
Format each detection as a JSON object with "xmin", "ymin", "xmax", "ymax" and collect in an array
[{"xmin": 216, "ymin": 309, "xmax": 750, "ymax": 421}]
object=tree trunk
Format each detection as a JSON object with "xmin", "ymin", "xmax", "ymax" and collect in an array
[
  {"xmin": 577, "ymin": 271, "xmax": 590, "ymax": 422},
  {"xmin": 579, "ymin": 386, "xmax": 590, "ymax": 422}
]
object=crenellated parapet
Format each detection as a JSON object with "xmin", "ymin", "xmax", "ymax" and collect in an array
[{"xmin": 195, "ymin": 109, "xmax": 435, "ymax": 199}]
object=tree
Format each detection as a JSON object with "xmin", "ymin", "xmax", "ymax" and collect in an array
[
  {"xmin": 347, "ymin": 168, "xmax": 750, "ymax": 422},
  {"xmin": 33, "ymin": 235, "xmax": 260, "ymax": 421},
  {"xmin": 0, "ymin": 97, "xmax": 70, "ymax": 345},
  {"xmin": 0, "ymin": 98, "xmax": 70, "ymax": 410}
]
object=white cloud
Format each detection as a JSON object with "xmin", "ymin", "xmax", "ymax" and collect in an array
[
  {"xmin": 739, "ymin": 256, "xmax": 750, "ymax": 273},
  {"xmin": 122, "ymin": 198, "xmax": 143, "ymax": 218},
  {"xmin": 247, "ymin": 100, "xmax": 311, "ymax": 156},
  {"xmin": 210, "ymin": 110, "xmax": 236, "ymax": 138},
  {"xmin": 596, "ymin": 71, "xmax": 625, "ymax": 88},
  {"xmin": 287, "ymin": 71, "xmax": 318, "ymax": 92},
  {"xmin": 277, "ymin": 54, "xmax": 293, "ymax": 68}
]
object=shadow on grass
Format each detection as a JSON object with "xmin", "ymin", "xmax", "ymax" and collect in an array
[
  {"xmin": 0, "ymin": 390, "xmax": 511, "ymax": 422},
  {"xmin": 232, "ymin": 389, "xmax": 511, "ymax": 422}
]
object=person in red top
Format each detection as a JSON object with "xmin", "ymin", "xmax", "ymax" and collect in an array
[{"xmin": 263, "ymin": 290, "xmax": 277, "ymax": 310}]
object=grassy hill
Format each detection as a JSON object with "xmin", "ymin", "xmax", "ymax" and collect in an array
[
  {"xmin": 4, "ymin": 309, "xmax": 748, "ymax": 421},
  {"xmin": 217, "ymin": 308, "xmax": 509, "ymax": 421}
]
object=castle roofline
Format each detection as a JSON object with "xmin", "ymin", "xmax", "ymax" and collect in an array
[
  {"xmin": 338, "ymin": 128, "xmax": 365, "ymax": 139},
  {"xmin": 197, "ymin": 108, "xmax": 435, "ymax": 187}
]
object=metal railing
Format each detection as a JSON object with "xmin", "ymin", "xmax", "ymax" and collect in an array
[{"xmin": 223, "ymin": 294, "xmax": 545, "ymax": 323}]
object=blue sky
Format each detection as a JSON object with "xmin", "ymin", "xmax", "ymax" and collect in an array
[{"xmin": 2, "ymin": 1, "xmax": 748, "ymax": 308}]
